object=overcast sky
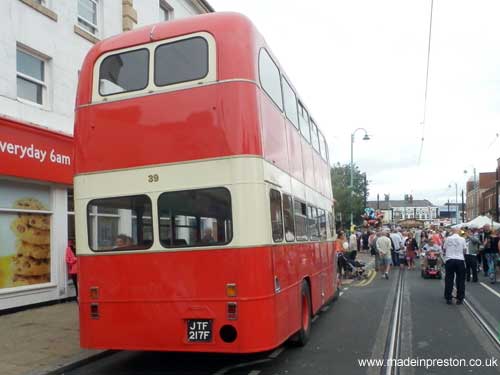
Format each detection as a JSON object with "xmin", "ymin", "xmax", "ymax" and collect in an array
[{"xmin": 209, "ymin": 0, "xmax": 500, "ymax": 205}]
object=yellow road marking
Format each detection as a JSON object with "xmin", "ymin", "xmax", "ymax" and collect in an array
[{"xmin": 356, "ymin": 269, "xmax": 376, "ymax": 287}]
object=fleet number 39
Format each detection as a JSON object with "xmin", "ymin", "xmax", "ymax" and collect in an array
[{"xmin": 148, "ymin": 174, "xmax": 159, "ymax": 183}]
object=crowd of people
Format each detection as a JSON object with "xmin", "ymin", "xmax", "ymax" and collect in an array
[{"xmin": 334, "ymin": 224, "xmax": 500, "ymax": 304}]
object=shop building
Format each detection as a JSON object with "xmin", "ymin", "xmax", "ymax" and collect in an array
[
  {"xmin": 367, "ymin": 198, "xmax": 439, "ymax": 226},
  {"xmin": 0, "ymin": 0, "xmax": 212, "ymax": 311}
]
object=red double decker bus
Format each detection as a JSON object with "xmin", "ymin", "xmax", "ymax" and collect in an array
[{"xmin": 74, "ymin": 12, "xmax": 338, "ymax": 353}]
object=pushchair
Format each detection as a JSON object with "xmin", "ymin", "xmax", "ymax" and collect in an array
[{"xmin": 338, "ymin": 252, "xmax": 367, "ymax": 280}]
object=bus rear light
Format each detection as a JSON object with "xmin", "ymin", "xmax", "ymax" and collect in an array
[
  {"xmin": 227, "ymin": 302, "xmax": 237, "ymax": 320},
  {"xmin": 90, "ymin": 287, "xmax": 99, "ymax": 299},
  {"xmin": 90, "ymin": 303, "xmax": 100, "ymax": 319},
  {"xmin": 226, "ymin": 283, "xmax": 237, "ymax": 297}
]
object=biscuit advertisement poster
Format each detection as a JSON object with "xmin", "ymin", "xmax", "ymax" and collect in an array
[{"xmin": 0, "ymin": 181, "xmax": 51, "ymax": 289}]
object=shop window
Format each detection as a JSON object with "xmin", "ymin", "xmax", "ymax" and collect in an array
[
  {"xmin": 0, "ymin": 180, "xmax": 52, "ymax": 288},
  {"xmin": 270, "ymin": 189, "xmax": 283, "ymax": 242},
  {"xmin": 283, "ymin": 194, "xmax": 295, "ymax": 242},
  {"xmin": 67, "ymin": 189, "xmax": 75, "ymax": 241},
  {"xmin": 78, "ymin": 0, "xmax": 99, "ymax": 35},
  {"xmin": 87, "ymin": 195, "xmax": 153, "ymax": 251},
  {"xmin": 158, "ymin": 188, "xmax": 232, "ymax": 248},
  {"xmin": 16, "ymin": 48, "xmax": 47, "ymax": 106}
]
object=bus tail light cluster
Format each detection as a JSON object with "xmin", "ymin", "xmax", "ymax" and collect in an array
[
  {"xmin": 90, "ymin": 286, "xmax": 99, "ymax": 299},
  {"xmin": 226, "ymin": 283, "xmax": 237, "ymax": 297},
  {"xmin": 90, "ymin": 303, "xmax": 100, "ymax": 319},
  {"xmin": 227, "ymin": 302, "xmax": 237, "ymax": 320}
]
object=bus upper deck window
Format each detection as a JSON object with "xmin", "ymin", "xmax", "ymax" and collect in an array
[
  {"xmin": 154, "ymin": 37, "xmax": 208, "ymax": 87},
  {"xmin": 99, "ymin": 48, "xmax": 149, "ymax": 96}
]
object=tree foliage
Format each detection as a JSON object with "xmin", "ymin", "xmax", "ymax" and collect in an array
[{"xmin": 331, "ymin": 163, "xmax": 369, "ymax": 230}]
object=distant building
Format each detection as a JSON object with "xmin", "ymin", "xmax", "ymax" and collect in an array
[
  {"xmin": 367, "ymin": 198, "xmax": 439, "ymax": 225},
  {"xmin": 466, "ymin": 171, "xmax": 496, "ymax": 220}
]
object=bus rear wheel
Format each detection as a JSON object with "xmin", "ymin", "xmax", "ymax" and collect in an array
[{"xmin": 291, "ymin": 281, "xmax": 312, "ymax": 346}]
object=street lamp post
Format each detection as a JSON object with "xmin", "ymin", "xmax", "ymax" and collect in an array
[{"xmin": 350, "ymin": 128, "xmax": 370, "ymax": 228}]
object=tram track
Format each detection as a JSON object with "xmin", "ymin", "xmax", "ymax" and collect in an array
[
  {"xmin": 463, "ymin": 289, "xmax": 500, "ymax": 353},
  {"xmin": 381, "ymin": 269, "xmax": 405, "ymax": 375}
]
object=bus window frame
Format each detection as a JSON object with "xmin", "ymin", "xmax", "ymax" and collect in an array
[
  {"xmin": 281, "ymin": 76, "xmax": 299, "ymax": 129},
  {"xmin": 86, "ymin": 194, "xmax": 154, "ymax": 252},
  {"xmin": 154, "ymin": 36, "xmax": 209, "ymax": 88},
  {"xmin": 98, "ymin": 47, "xmax": 150, "ymax": 97},
  {"xmin": 258, "ymin": 48, "xmax": 284, "ymax": 112},
  {"xmin": 157, "ymin": 186, "xmax": 233, "ymax": 249},
  {"xmin": 91, "ymin": 31, "xmax": 217, "ymax": 104},
  {"xmin": 269, "ymin": 188, "xmax": 284, "ymax": 243}
]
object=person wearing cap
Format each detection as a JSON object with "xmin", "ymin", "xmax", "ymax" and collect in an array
[{"xmin": 443, "ymin": 228, "xmax": 467, "ymax": 305}]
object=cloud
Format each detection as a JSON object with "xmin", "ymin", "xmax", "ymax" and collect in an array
[{"xmin": 209, "ymin": 0, "xmax": 500, "ymax": 205}]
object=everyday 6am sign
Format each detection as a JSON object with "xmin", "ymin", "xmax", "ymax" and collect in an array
[{"xmin": 0, "ymin": 116, "xmax": 73, "ymax": 185}]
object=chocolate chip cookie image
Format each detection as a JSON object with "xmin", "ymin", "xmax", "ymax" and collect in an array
[
  {"xmin": 10, "ymin": 217, "xmax": 50, "ymax": 245},
  {"xmin": 13, "ymin": 254, "xmax": 50, "ymax": 276},
  {"xmin": 13, "ymin": 274, "xmax": 50, "ymax": 286},
  {"xmin": 15, "ymin": 240, "xmax": 50, "ymax": 260},
  {"xmin": 9, "ymin": 197, "xmax": 51, "ymax": 287},
  {"xmin": 18, "ymin": 214, "xmax": 50, "ymax": 231},
  {"xmin": 13, "ymin": 198, "xmax": 47, "ymax": 211}
]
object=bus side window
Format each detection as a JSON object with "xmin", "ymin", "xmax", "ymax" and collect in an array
[
  {"xmin": 294, "ymin": 199, "xmax": 307, "ymax": 241},
  {"xmin": 318, "ymin": 208, "xmax": 327, "ymax": 241},
  {"xmin": 308, "ymin": 206, "xmax": 320, "ymax": 241},
  {"xmin": 283, "ymin": 193, "xmax": 295, "ymax": 242},
  {"xmin": 298, "ymin": 102, "xmax": 311, "ymax": 143},
  {"xmin": 270, "ymin": 189, "xmax": 284, "ymax": 242},
  {"xmin": 328, "ymin": 212, "xmax": 335, "ymax": 239},
  {"xmin": 259, "ymin": 49, "xmax": 283, "ymax": 111}
]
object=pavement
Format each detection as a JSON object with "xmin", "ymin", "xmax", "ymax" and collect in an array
[{"xmin": 0, "ymin": 301, "xmax": 106, "ymax": 375}]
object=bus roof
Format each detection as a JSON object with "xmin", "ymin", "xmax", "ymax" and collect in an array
[{"xmin": 76, "ymin": 12, "xmax": 263, "ymax": 106}]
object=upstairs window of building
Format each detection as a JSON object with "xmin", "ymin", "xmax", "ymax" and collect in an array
[
  {"xmin": 159, "ymin": 0, "xmax": 174, "ymax": 21},
  {"xmin": 78, "ymin": 0, "xmax": 98, "ymax": 35},
  {"xmin": 16, "ymin": 48, "xmax": 47, "ymax": 106}
]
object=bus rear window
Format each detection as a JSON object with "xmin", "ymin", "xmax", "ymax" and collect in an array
[
  {"xmin": 154, "ymin": 37, "xmax": 208, "ymax": 87},
  {"xmin": 99, "ymin": 48, "xmax": 149, "ymax": 96},
  {"xmin": 158, "ymin": 188, "xmax": 232, "ymax": 248},
  {"xmin": 87, "ymin": 195, "xmax": 153, "ymax": 251}
]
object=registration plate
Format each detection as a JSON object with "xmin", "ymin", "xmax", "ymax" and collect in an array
[{"xmin": 187, "ymin": 319, "xmax": 212, "ymax": 342}]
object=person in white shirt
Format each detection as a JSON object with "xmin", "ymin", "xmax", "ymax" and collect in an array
[
  {"xmin": 376, "ymin": 230, "xmax": 393, "ymax": 279},
  {"xmin": 348, "ymin": 231, "xmax": 358, "ymax": 261},
  {"xmin": 443, "ymin": 228, "xmax": 467, "ymax": 305}
]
